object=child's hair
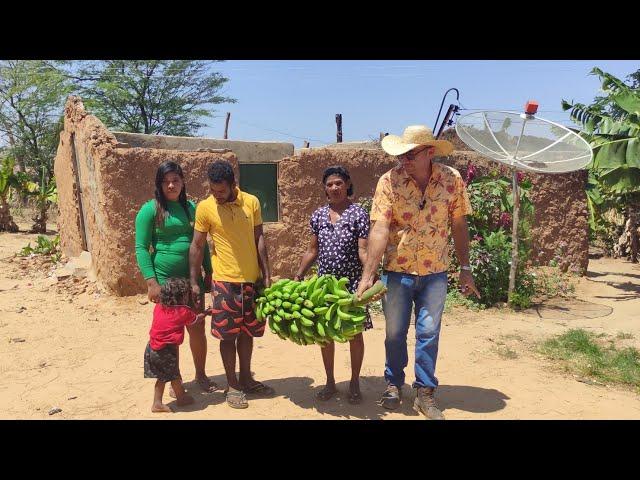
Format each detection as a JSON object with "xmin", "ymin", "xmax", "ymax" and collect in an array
[{"xmin": 159, "ymin": 278, "xmax": 191, "ymax": 306}]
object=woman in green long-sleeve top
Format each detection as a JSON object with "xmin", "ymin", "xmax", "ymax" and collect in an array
[{"xmin": 135, "ymin": 161, "xmax": 218, "ymax": 393}]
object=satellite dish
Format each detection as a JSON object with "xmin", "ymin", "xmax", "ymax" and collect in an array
[
  {"xmin": 455, "ymin": 110, "xmax": 593, "ymax": 173},
  {"xmin": 452, "ymin": 102, "xmax": 593, "ymax": 301}
]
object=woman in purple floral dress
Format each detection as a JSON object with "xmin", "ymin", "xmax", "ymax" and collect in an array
[{"xmin": 295, "ymin": 166, "xmax": 372, "ymax": 404}]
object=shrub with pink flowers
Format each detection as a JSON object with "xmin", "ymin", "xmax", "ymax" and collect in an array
[
  {"xmin": 464, "ymin": 168, "xmax": 533, "ymax": 242},
  {"xmin": 448, "ymin": 168, "xmax": 536, "ymax": 308}
]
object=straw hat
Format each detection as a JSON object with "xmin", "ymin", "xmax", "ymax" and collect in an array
[{"xmin": 381, "ymin": 125, "xmax": 454, "ymax": 157}]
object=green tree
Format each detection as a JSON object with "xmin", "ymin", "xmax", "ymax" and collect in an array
[
  {"xmin": 0, "ymin": 155, "xmax": 19, "ymax": 232},
  {"xmin": 0, "ymin": 61, "xmax": 69, "ymax": 181},
  {"xmin": 562, "ymin": 67, "xmax": 640, "ymax": 262},
  {"xmin": 66, "ymin": 61, "xmax": 236, "ymax": 136},
  {"xmin": 24, "ymin": 175, "xmax": 57, "ymax": 233}
]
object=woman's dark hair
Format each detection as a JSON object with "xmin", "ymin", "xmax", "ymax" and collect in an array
[
  {"xmin": 159, "ymin": 277, "xmax": 191, "ymax": 306},
  {"xmin": 207, "ymin": 160, "xmax": 235, "ymax": 185},
  {"xmin": 322, "ymin": 165, "xmax": 354, "ymax": 196},
  {"xmin": 154, "ymin": 161, "xmax": 191, "ymax": 227}
]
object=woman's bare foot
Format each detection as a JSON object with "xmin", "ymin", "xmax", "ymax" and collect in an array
[
  {"xmin": 176, "ymin": 394, "xmax": 195, "ymax": 406},
  {"xmin": 151, "ymin": 402, "xmax": 172, "ymax": 413},
  {"xmin": 348, "ymin": 380, "xmax": 363, "ymax": 405},
  {"xmin": 316, "ymin": 383, "xmax": 337, "ymax": 401}
]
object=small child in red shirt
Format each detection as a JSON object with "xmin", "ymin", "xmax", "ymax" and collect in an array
[{"xmin": 144, "ymin": 277, "xmax": 210, "ymax": 413}]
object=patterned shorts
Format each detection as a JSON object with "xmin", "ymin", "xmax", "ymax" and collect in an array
[
  {"xmin": 143, "ymin": 343, "xmax": 180, "ymax": 383},
  {"xmin": 211, "ymin": 281, "xmax": 265, "ymax": 340}
]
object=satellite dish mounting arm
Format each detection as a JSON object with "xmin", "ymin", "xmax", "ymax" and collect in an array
[{"xmin": 433, "ymin": 88, "xmax": 460, "ymax": 139}]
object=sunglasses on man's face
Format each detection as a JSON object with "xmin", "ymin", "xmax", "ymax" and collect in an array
[{"xmin": 398, "ymin": 146, "xmax": 431, "ymax": 162}]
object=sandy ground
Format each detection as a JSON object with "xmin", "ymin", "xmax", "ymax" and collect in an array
[{"xmin": 1, "ymin": 225, "xmax": 639, "ymax": 420}]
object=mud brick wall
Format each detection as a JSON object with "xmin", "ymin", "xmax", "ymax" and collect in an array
[
  {"xmin": 264, "ymin": 148, "xmax": 397, "ymax": 278},
  {"xmin": 54, "ymin": 96, "xmax": 238, "ymax": 295},
  {"xmin": 54, "ymin": 129, "xmax": 85, "ymax": 257}
]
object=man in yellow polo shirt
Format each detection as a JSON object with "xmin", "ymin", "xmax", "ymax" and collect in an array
[{"xmin": 189, "ymin": 159, "xmax": 274, "ymax": 409}]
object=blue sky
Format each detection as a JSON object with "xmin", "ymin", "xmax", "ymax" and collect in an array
[{"xmin": 201, "ymin": 60, "xmax": 640, "ymax": 148}]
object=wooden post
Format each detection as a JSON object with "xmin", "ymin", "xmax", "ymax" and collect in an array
[
  {"xmin": 303, "ymin": 141, "xmax": 310, "ymax": 148},
  {"xmin": 508, "ymin": 110, "xmax": 529, "ymax": 302},
  {"xmin": 508, "ymin": 170, "xmax": 520, "ymax": 299},
  {"xmin": 224, "ymin": 112, "xmax": 231, "ymax": 139},
  {"xmin": 336, "ymin": 114, "xmax": 343, "ymax": 143}
]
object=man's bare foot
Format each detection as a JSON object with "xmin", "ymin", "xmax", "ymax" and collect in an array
[
  {"xmin": 176, "ymin": 394, "xmax": 195, "ymax": 406},
  {"xmin": 151, "ymin": 403, "xmax": 172, "ymax": 413},
  {"xmin": 239, "ymin": 379, "xmax": 276, "ymax": 397}
]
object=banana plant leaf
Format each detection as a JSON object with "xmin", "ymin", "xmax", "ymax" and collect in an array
[{"xmin": 598, "ymin": 166, "xmax": 640, "ymax": 194}]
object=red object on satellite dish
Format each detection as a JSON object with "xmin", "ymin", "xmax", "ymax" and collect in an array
[{"xmin": 525, "ymin": 100, "xmax": 539, "ymax": 115}]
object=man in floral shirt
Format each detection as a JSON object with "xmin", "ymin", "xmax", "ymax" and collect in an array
[{"xmin": 356, "ymin": 125, "xmax": 480, "ymax": 420}]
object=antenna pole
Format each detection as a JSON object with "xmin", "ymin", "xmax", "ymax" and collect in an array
[
  {"xmin": 507, "ymin": 121, "xmax": 528, "ymax": 300},
  {"xmin": 508, "ymin": 101, "xmax": 538, "ymax": 301},
  {"xmin": 508, "ymin": 170, "xmax": 521, "ymax": 298}
]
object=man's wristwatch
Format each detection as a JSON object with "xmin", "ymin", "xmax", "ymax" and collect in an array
[{"xmin": 461, "ymin": 265, "xmax": 472, "ymax": 272}]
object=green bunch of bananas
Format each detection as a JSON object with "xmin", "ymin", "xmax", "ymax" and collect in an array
[{"xmin": 255, "ymin": 275, "xmax": 386, "ymax": 346}]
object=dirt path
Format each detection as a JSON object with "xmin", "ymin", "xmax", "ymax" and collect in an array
[{"xmin": 1, "ymin": 227, "xmax": 639, "ymax": 419}]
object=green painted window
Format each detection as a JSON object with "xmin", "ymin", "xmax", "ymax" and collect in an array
[{"xmin": 239, "ymin": 163, "xmax": 279, "ymax": 222}]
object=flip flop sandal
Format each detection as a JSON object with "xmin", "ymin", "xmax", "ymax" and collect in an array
[
  {"xmin": 243, "ymin": 382, "xmax": 275, "ymax": 397},
  {"xmin": 316, "ymin": 386, "xmax": 337, "ymax": 401},
  {"xmin": 348, "ymin": 391, "xmax": 363, "ymax": 405},
  {"xmin": 171, "ymin": 378, "xmax": 218, "ymax": 397},
  {"xmin": 226, "ymin": 389, "xmax": 249, "ymax": 409},
  {"xmin": 197, "ymin": 377, "xmax": 220, "ymax": 393}
]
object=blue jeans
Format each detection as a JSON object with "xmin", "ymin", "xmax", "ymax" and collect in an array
[{"xmin": 381, "ymin": 270, "xmax": 448, "ymax": 389}]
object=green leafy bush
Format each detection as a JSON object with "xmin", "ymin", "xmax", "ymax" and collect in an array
[
  {"xmin": 467, "ymin": 173, "xmax": 533, "ymax": 241},
  {"xmin": 447, "ymin": 170, "xmax": 537, "ymax": 309},
  {"xmin": 19, "ymin": 234, "xmax": 61, "ymax": 263},
  {"xmin": 445, "ymin": 288, "xmax": 485, "ymax": 312},
  {"xmin": 508, "ymin": 291, "xmax": 532, "ymax": 310},
  {"xmin": 468, "ymin": 231, "xmax": 512, "ymax": 306}
]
